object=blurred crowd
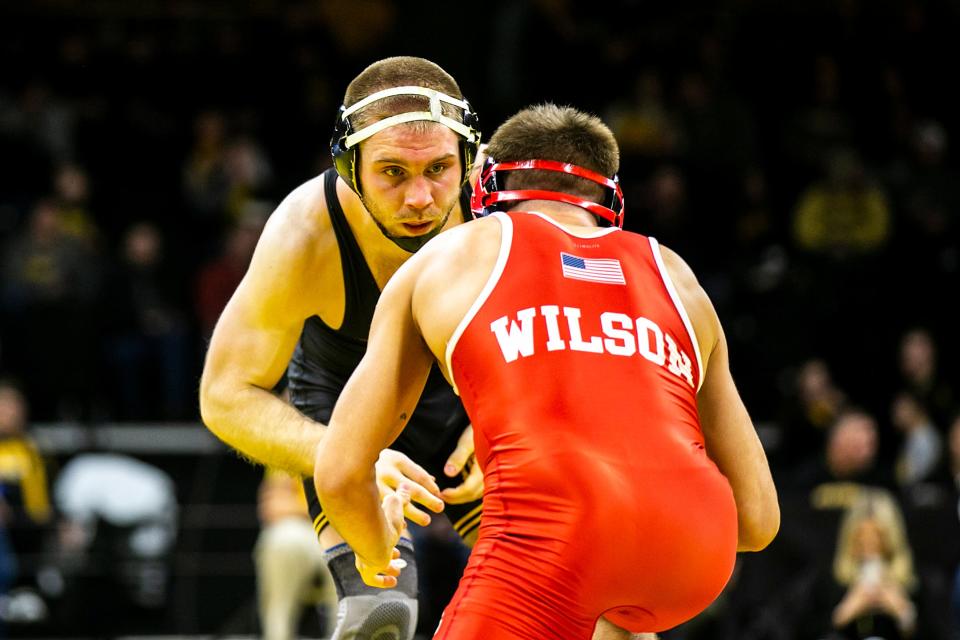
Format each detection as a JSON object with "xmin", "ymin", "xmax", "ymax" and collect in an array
[{"xmin": 1, "ymin": 1, "xmax": 959, "ymax": 638}]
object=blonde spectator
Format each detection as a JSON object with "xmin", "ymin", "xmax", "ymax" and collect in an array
[{"xmin": 832, "ymin": 490, "xmax": 918, "ymax": 638}]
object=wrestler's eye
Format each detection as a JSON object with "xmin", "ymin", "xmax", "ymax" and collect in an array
[
  {"xmin": 383, "ymin": 166, "xmax": 404, "ymax": 178},
  {"xmin": 427, "ymin": 163, "xmax": 447, "ymax": 175}
]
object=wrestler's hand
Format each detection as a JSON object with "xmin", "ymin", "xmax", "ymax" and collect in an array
[
  {"xmin": 356, "ymin": 486, "xmax": 410, "ymax": 588},
  {"xmin": 375, "ymin": 449, "xmax": 444, "ymax": 526},
  {"xmin": 441, "ymin": 424, "xmax": 484, "ymax": 504}
]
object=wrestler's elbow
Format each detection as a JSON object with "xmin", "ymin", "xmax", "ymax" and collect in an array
[
  {"xmin": 198, "ymin": 372, "xmax": 234, "ymax": 440},
  {"xmin": 312, "ymin": 468, "xmax": 340, "ymax": 506},
  {"xmin": 737, "ymin": 497, "xmax": 780, "ymax": 552},
  {"xmin": 313, "ymin": 449, "xmax": 366, "ymax": 502}
]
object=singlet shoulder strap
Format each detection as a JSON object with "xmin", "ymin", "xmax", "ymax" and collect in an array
[{"xmin": 322, "ymin": 169, "xmax": 380, "ymax": 338}]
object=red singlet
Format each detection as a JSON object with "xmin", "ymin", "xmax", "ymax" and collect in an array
[{"xmin": 438, "ymin": 211, "xmax": 737, "ymax": 639}]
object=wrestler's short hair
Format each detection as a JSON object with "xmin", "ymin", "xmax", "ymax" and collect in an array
[
  {"xmin": 485, "ymin": 104, "xmax": 620, "ymax": 203},
  {"xmin": 344, "ymin": 56, "xmax": 465, "ymax": 130}
]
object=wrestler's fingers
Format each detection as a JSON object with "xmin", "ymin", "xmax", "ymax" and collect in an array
[
  {"xmin": 398, "ymin": 478, "xmax": 444, "ymax": 514},
  {"xmin": 444, "ymin": 425, "xmax": 475, "ymax": 477},
  {"xmin": 394, "ymin": 455, "xmax": 443, "ymax": 498},
  {"xmin": 359, "ymin": 569, "xmax": 399, "ymax": 589},
  {"xmin": 441, "ymin": 464, "xmax": 484, "ymax": 504},
  {"xmin": 379, "ymin": 449, "xmax": 442, "ymax": 497},
  {"xmin": 374, "ymin": 575, "xmax": 398, "ymax": 588},
  {"xmin": 403, "ymin": 502, "xmax": 433, "ymax": 527},
  {"xmin": 381, "ymin": 554, "xmax": 407, "ymax": 579}
]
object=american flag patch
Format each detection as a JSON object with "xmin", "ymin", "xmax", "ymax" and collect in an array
[{"xmin": 560, "ymin": 252, "xmax": 626, "ymax": 285}]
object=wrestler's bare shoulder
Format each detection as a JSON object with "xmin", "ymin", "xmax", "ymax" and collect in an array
[
  {"xmin": 658, "ymin": 243, "xmax": 720, "ymax": 361},
  {"xmin": 256, "ymin": 174, "xmax": 338, "ymax": 275},
  {"xmin": 416, "ymin": 214, "xmax": 501, "ymax": 276}
]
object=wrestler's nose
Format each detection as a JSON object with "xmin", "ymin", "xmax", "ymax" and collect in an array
[{"xmin": 404, "ymin": 176, "xmax": 434, "ymax": 210}]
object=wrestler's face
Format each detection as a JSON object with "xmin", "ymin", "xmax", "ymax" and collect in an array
[{"xmin": 357, "ymin": 123, "xmax": 462, "ymax": 240}]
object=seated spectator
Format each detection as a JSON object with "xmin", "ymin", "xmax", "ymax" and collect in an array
[
  {"xmin": 950, "ymin": 415, "xmax": 960, "ymax": 637},
  {"xmin": 254, "ymin": 468, "xmax": 336, "ymax": 640},
  {"xmin": 829, "ymin": 490, "xmax": 918, "ymax": 639},
  {"xmin": 194, "ymin": 204, "xmax": 267, "ymax": 339},
  {"xmin": 792, "ymin": 147, "xmax": 891, "ymax": 260},
  {"xmin": 898, "ymin": 328, "xmax": 955, "ymax": 428},
  {"xmin": 1, "ymin": 199, "xmax": 100, "ymax": 419},
  {"xmin": 782, "ymin": 409, "xmax": 895, "ymax": 590},
  {"xmin": 891, "ymin": 391, "xmax": 943, "ymax": 487},
  {"xmin": 779, "ymin": 358, "xmax": 849, "ymax": 472},
  {"xmin": 52, "ymin": 164, "xmax": 98, "ymax": 250},
  {"xmin": 101, "ymin": 222, "xmax": 190, "ymax": 419},
  {"xmin": 793, "ymin": 409, "xmax": 893, "ymax": 506},
  {"xmin": 605, "ymin": 69, "xmax": 683, "ymax": 159},
  {"xmin": 0, "ymin": 379, "xmax": 52, "ymax": 594}
]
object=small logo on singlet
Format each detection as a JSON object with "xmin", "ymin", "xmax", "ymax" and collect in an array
[{"xmin": 560, "ymin": 252, "xmax": 625, "ymax": 285}]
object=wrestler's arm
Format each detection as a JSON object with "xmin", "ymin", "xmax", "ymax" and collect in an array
[
  {"xmin": 314, "ymin": 252, "xmax": 435, "ymax": 571},
  {"xmin": 200, "ymin": 183, "xmax": 329, "ymax": 476},
  {"xmin": 662, "ymin": 246, "xmax": 780, "ymax": 552}
]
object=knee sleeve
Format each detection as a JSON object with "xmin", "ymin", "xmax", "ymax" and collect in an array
[{"xmin": 323, "ymin": 539, "xmax": 418, "ymax": 640}]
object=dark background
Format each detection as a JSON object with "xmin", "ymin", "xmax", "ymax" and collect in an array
[{"xmin": 0, "ymin": 1, "xmax": 958, "ymax": 638}]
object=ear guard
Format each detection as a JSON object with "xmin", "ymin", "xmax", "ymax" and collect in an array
[
  {"xmin": 470, "ymin": 158, "xmax": 625, "ymax": 228},
  {"xmin": 330, "ymin": 86, "xmax": 481, "ymax": 196}
]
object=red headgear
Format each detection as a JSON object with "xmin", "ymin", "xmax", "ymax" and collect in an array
[{"xmin": 470, "ymin": 158, "xmax": 625, "ymax": 228}]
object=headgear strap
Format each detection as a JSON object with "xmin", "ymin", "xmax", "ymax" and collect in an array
[
  {"xmin": 471, "ymin": 158, "xmax": 625, "ymax": 228},
  {"xmin": 340, "ymin": 86, "xmax": 479, "ymax": 148}
]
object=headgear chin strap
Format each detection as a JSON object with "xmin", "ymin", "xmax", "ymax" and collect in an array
[
  {"xmin": 470, "ymin": 158, "xmax": 625, "ymax": 228},
  {"xmin": 365, "ymin": 201, "xmax": 452, "ymax": 253}
]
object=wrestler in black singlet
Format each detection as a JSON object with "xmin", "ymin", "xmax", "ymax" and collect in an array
[{"xmin": 288, "ymin": 168, "xmax": 482, "ymax": 540}]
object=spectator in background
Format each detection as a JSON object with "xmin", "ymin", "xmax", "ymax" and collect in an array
[
  {"xmin": 254, "ymin": 468, "xmax": 336, "ymax": 640},
  {"xmin": 1, "ymin": 199, "xmax": 100, "ymax": 419},
  {"xmin": 828, "ymin": 490, "xmax": 918, "ymax": 639},
  {"xmin": 222, "ymin": 137, "xmax": 273, "ymax": 224},
  {"xmin": 887, "ymin": 120, "xmax": 959, "ymax": 265},
  {"xmin": 182, "ymin": 111, "xmax": 229, "ymax": 223},
  {"xmin": 789, "ymin": 147, "xmax": 893, "ymax": 373},
  {"xmin": 0, "ymin": 380, "xmax": 51, "ymax": 596},
  {"xmin": 891, "ymin": 391, "xmax": 943, "ymax": 487},
  {"xmin": 605, "ymin": 69, "xmax": 683, "ymax": 160},
  {"xmin": 676, "ymin": 68, "xmax": 757, "ymax": 184},
  {"xmin": 779, "ymin": 358, "xmax": 849, "ymax": 472},
  {"xmin": 195, "ymin": 203, "xmax": 268, "ymax": 339},
  {"xmin": 793, "ymin": 409, "xmax": 891, "ymax": 508},
  {"xmin": 792, "ymin": 147, "xmax": 891, "ymax": 260},
  {"xmin": 638, "ymin": 164, "xmax": 691, "ymax": 254},
  {"xmin": 734, "ymin": 168, "xmax": 778, "ymax": 258},
  {"xmin": 52, "ymin": 164, "xmax": 98, "ymax": 250},
  {"xmin": 949, "ymin": 415, "xmax": 960, "ymax": 638},
  {"xmin": 898, "ymin": 328, "xmax": 955, "ymax": 428},
  {"xmin": 782, "ymin": 55, "xmax": 853, "ymax": 188},
  {"xmin": 948, "ymin": 413, "xmax": 960, "ymax": 492},
  {"xmin": 0, "ymin": 81, "xmax": 76, "ymax": 166},
  {"xmin": 182, "ymin": 113, "xmax": 273, "ymax": 250},
  {"xmin": 102, "ymin": 222, "xmax": 189, "ymax": 420}
]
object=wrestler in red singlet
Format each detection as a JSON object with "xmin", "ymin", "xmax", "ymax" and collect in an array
[{"xmin": 438, "ymin": 210, "xmax": 739, "ymax": 639}]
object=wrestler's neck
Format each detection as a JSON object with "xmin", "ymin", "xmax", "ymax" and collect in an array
[{"xmin": 515, "ymin": 200, "xmax": 599, "ymax": 231}]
